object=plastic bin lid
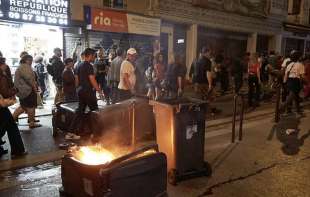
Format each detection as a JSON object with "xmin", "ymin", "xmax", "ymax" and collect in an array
[{"xmin": 151, "ymin": 97, "xmax": 207, "ymax": 106}]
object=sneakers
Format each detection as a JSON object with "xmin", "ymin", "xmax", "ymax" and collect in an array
[
  {"xmin": 65, "ymin": 133, "xmax": 81, "ymax": 140},
  {"xmin": 286, "ymin": 129, "xmax": 296, "ymax": 135}
]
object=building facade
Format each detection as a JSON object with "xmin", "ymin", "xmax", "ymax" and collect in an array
[{"xmin": 144, "ymin": 0, "xmax": 290, "ymax": 71}]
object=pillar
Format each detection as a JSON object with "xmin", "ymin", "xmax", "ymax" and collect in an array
[
  {"xmin": 186, "ymin": 24, "xmax": 198, "ymax": 78},
  {"xmin": 268, "ymin": 34, "xmax": 282, "ymax": 55},
  {"xmin": 161, "ymin": 25, "xmax": 174, "ymax": 64},
  {"xmin": 247, "ymin": 33, "xmax": 257, "ymax": 54}
]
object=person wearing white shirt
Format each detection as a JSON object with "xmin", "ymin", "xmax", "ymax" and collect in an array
[
  {"xmin": 280, "ymin": 50, "xmax": 305, "ymax": 114},
  {"xmin": 118, "ymin": 48, "xmax": 137, "ymax": 101}
]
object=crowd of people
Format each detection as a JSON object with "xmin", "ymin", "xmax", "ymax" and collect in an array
[
  {"xmin": 190, "ymin": 48, "xmax": 310, "ymax": 112},
  {"xmin": 1, "ymin": 43, "xmax": 310, "ymax": 157}
]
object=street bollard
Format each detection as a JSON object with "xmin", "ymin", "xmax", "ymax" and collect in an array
[
  {"xmin": 131, "ymin": 101, "xmax": 136, "ymax": 150},
  {"xmin": 232, "ymin": 93, "xmax": 245, "ymax": 143}
]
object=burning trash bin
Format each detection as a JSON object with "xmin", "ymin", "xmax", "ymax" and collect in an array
[
  {"xmin": 60, "ymin": 144, "xmax": 167, "ymax": 197},
  {"xmin": 150, "ymin": 98, "xmax": 212, "ymax": 185}
]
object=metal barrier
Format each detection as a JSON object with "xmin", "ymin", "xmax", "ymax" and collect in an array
[{"xmin": 232, "ymin": 93, "xmax": 245, "ymax": 143}]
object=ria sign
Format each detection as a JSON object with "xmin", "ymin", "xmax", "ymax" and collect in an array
[{"xmin": 0, "ymin": 0, "xmax": 69, "ymax": 26}]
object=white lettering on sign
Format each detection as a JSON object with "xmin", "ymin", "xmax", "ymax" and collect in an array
[
  {"xmin": 1, "ymin": 0, "xmax": 69, "ymax": 25},
  {"xmin": 94, "ymin": 11, "xmax": 111, "ymax": 26}
]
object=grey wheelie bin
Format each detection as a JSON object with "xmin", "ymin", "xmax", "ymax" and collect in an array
[{"xmin": 150, "ymin": 98, "xmax": 212, "ymax": 185}]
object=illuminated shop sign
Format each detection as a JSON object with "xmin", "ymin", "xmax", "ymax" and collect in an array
[{"xmin": 0, "ymin": 0, "xmax": 69, "ymax": 26}]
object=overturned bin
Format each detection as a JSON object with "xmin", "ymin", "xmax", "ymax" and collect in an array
[{"xmin": 150, "ymin": 98, "xmax": 212, "ymax": 185}]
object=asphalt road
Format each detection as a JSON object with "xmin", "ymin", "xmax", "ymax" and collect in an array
[{"xmin": 0, "ymin": 107, "xmax": 309, "ymax": 197}]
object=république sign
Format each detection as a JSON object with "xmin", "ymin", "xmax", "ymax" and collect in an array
[{"xmin": 0, "ymin": 0, "xmax": 69, "ymax": 26}]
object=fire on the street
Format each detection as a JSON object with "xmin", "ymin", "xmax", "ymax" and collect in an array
[{"xmin": 73, "ymin": 146, "xmax": 115, "ymax": 165}]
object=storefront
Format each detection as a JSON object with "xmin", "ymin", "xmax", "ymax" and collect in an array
[
  {"xmin": 84, "ymin": 6, "xmax": 161, "ymax": 69},
  {"xmin": 282, "ymin": 22, "xmax": 310, "ymax": 56},
  {"xmin": 0, "ymin": 0, "xmax": 70, "ymax": 71},
  {"xmin": 153, "ymin": 0, "xmax": 285, "ymax": 75}
]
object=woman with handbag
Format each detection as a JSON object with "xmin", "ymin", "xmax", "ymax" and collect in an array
[
  {"xmin": 0, "ymin": 57, "xmax": 27, "ymax": 157},
  {"xmin": 13, "ymin": 55, "xmax": 41, "ymax": 129},
  {"xmin": 280, "ymin": 50, "xmax": 305, "ymax": 114}
]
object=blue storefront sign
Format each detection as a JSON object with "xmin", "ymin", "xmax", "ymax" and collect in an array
[{"xmin": 0, "ymin": 0, "xmax": 70, "ymax": 26}]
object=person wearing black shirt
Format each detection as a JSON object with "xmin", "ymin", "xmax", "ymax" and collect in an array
[
  {"xmin": 231, "ymin": 54, "xmax": 244, "ymax": 94},
  {"xmin": 70, "ymin": 48, "xmax": 102, "ymax": 135},
  {"xmin": 62, "ymin": 58, "xmax": 77, "ymax": 102},
  {"xmin": 94, "ymin": 48, "xmax": 110, "ymax": 104},
  {"xmin": 193, "ymin": 47, "xmax": 213, "ymax": 100}
]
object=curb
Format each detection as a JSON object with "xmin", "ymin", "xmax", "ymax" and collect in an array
[
  {"xmin": 0, "ymin": 150, "xmax": 65, "ymax": 172},
  {"xmin": 206, "ymin": 100, "xmax": 310, "ymax": 129}
]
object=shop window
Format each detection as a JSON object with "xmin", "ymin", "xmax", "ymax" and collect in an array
[
  {"xmin": 288, "ymin": 0, "xmax": 301, "ymax": 15},
  {"xmin": 103, "ymin": 0, "xmax": 127, "ymax": 9}
]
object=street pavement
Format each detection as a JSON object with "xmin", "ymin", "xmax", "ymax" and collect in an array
[{"xmin": 0, "ymin": 103, "xmax": 309, "ymax": 196}]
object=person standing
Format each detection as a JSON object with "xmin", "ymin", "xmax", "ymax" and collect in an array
[
  {"xmin": 231, "ymin": 54, "xmax": 244, "ymax": 94},
  {"xmin": 47, "ymin": 48, "xmax": 65, "ymax": 104},
  {"xmin": 94, "ymin": 48, "xmax": 110, "ymax": 104},
  {"xmin": 247, "ymin": 53, "xmax": 261, "ymax": 108},
  {"xmin": 69, "ymin": 48, "xmax": 102, "ymax": 136},
  {"xmin": 153, "ymin": 53, "xmax": 166, "ymax": 100},
  {"xmin": 193, "ymin": 47, "xmax": 213, "ymax": 100},
  {"xmin": 0, "ymin": 57, "xmax": 27, "ymax": 157},
  {"xmin": 34, "ymin": 56, "xmax": 46, "ymax": 101},
  {"xmin": 280, "ymin": 51, "xmax": 305, "ymax": 114},
  {"xmin": 109, "ymin": 48, "xmax": 124, "ymax": 103},
  {"xmin": 165, "ymin": 53, "xmax": 187, "ymax": 98},
  {"xmin": 118, "ymin": 48, "xmax": 138, "ymax": 101},
  {"xmin": 62, "ymin": 58, "xmax": 77, "ymax": 102}
]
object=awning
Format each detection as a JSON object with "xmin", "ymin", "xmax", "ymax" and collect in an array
[{"xmin": 283, "ymin": 22, "xmax": 310, "ymax": 35}]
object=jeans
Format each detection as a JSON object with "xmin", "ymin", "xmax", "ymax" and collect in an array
[
  {"xmin": 284, "ymin": 78, "xmax": 302, "ymax": 112},
  {"xmin": 69, "ymin": 90, "xmax": 98, "ymax": 134},
  {"xmin": 97, "ymin": 76, "xmax": 110, "ymax": 103},
  {"xmin": 248, "ymin": 75, "xmax": 260, "ymax": 106},
  {"xmin": 234, "ymin": 75, "xmax": 243, "ymax": 94},
  {"xmin": 0, "ymin": 107, "xmax": 25, "ymax": 154}
]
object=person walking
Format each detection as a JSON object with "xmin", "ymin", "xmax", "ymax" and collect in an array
[
  {"xmin": 62, "ymin": 58, "xmax": 77, "ymax": 102},
  {"xmin": 247, "ymin": 53, "xmax": 261, "ymax": 108},
  {"xmin": 47, "ymin": 48, "xmax": 65, "ymax": 104},
  {"xmin": 192, "ymin": 47, "xmax": 213, "ymax": 100},
  {"xmin": 118, "ymin": 48, "xmax": 138, "ymax": 101},
  {"xmin": 0, "ymin": 57, "xmax": 27, "ymax": 157},
  {"xmin": 13, "ymin": 55, "xmax": 41, "ymax": 129},
  {"xmin": 69, "ymin": 48, "xmax": 102, "ymax": 137},
  {"xmin": 109, "ymin": 48, "xmax": 124, "ymax": 103},
  {"xmin": 94, "ymin": 48, "xmax": 110, "ymax": 104},
  {"xmin": 280, "ymin": 51, "xmax": 305, "ymax": 114}
]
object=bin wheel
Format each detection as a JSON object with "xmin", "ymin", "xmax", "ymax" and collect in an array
[
  {"xmin": 168, "ymin": 169, "xmax": 178, "ymax": 185},
  {"xmin": 203, "ymin": 161, "xmax": 212, "ymax": 177}
]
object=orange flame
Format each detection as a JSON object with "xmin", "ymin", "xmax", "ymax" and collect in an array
[{"xmin": 76, "ymin": 146, "xmax": 115, "ymax": 165}]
